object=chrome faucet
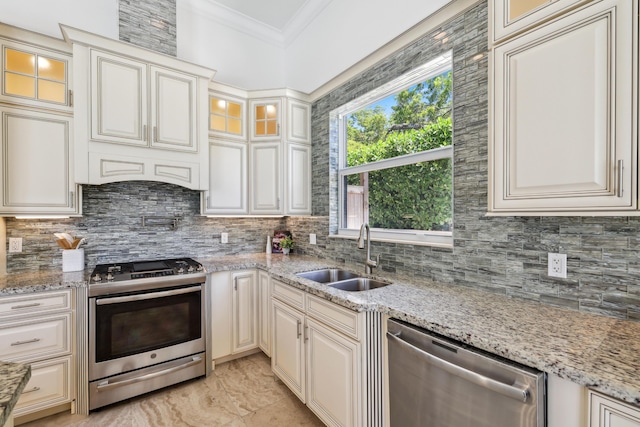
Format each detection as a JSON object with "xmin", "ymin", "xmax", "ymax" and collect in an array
[{"xmin": 357, "ymin": 223, "xmax": 380, "ymax": 274}]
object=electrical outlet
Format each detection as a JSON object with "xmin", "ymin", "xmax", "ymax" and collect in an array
[
  {"xmin": 9, "ymin": 237, "xmax": 22, "ymax": 253},
  {"xmin": 220, "ymin": 233, "xmax": 228, "ymax": 244},
  {"xmin": 309, "ymin": 233, "xmax": 317, "ymax": 245},
  {"xmin": 548, "ymin": 253, "xmax": 567, "ymax": 278}
]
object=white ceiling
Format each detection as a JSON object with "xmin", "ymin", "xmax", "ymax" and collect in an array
[{"xmin": 211, "ymin": 0, "xmax": 308, "ymax": 31}]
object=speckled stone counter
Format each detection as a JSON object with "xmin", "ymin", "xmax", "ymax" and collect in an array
[
  {"xmin": 1, "ymin": 253, "xmax": 639, "ymax": 408},
  {"xmin": 199, "ymin": 253, "xmax": 640, "ymax": 407},
  {"xmin": 0, "ymin": 269, "xmax": 86, "ymax": 295},
  {"xmin": 0, "ymin": 361, "xmax": 30, "ymax": 426}
]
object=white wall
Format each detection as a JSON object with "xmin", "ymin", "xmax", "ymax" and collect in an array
[
  {"xmin": 177, "ymin": 0, "xmax": 286, "ymax": 91},
  {"xmin": 284, "ymin": 0, "xmax": 452, "ymax": 94},
  {"xmin": 0, "ymin": 0, "xmax": 118, "ymax": 40}
]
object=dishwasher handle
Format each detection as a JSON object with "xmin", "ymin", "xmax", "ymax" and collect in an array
[{"xmin": 387, "ymin": 331, "xmax": 530, "ymax": 403}]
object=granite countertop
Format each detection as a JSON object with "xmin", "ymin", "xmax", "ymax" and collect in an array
[
  {"xmin": 1, "ymin": 253, "xmax": 639, "ymax": 407},
  {"xmin": 0, "ymin": 361, "xmax": 30, "ymax": 426}
]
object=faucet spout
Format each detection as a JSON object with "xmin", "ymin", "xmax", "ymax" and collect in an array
[{"xmin": 357, "ymin": 223, "xmax": 379, "ymax": 274}]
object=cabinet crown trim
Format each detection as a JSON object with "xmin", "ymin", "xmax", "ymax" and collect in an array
[{"xmin": 60, "ymin": 24, "xmax": 216, "ymax": 80}]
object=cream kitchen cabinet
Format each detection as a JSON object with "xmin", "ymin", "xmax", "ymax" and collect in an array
[
  {"xmin": 0, "ymin": 106, "xmax": 80, "ymax": 216},
  {"xmin": 89, "ymin": 50, "xmax": 198, "ymax": 152},
  {"xmin": 257, "ymin": 270, "xmax": 272, "ymax": 356},
  {"xmin": 491, "ymin": 0, "xmax": 588, "ymax": 43},
  {"xmin": 209, "ymin": 91, "xmax": 246, "ymax": 141},
  {"xmin": 489, "ymin": 0, "xmax": 637, "ymax": 215},
  {"xmin": 202, "ymin": 140, "xmax": 248, "ymax": 215},
  {"xmin": 590, "ymin": 391, "xmax": 640, "ymax": 427},
  {"xmin": 286, "ymin": 99, "xmax": 311, "ymax": 144},
  {"xmin": 61, "ymin": 25, "xmax": 214, "ymax": 190},
  {"xmin": 210, "ymin": 270, "xmax": 258, "ymax": 361},
  {"xmin": 271, "ymin": 279, "xmax": 383, "ymax": 427},
  {"xmin": 0, "ymin": 290, "xmax": 74, "ymax": 421},
  {"xmin": 249, "ymin": 142, "xmax": 283, "ymax": 215},
  {"xmin": 0, "ymin": 27, "xmax": 72, "ymax": 112},
  {"xmin": 286, "ymin": 143, "xmax": 311, "ymax": 215},
  {"xmin": 250, "ymin": 98, "xmax": 281, "ymax": 141}
]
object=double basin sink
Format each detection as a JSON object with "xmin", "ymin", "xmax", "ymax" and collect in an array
[{"xmin": 295, "ymin": 268, "xmax": 391, "ymax": 292}]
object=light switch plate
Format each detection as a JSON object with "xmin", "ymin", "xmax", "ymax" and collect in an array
[
  {"xmin": 309, "ymin": 233, "xmax": 317, "ymax": 245},
  {"xmin": 221, "ymin": 233, "xmax": 228, "ymax": 244}
]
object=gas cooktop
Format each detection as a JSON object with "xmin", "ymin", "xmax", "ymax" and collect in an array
[{"xmin": 88, "ymin": 258, "xmax": 206, "ymax": 297}]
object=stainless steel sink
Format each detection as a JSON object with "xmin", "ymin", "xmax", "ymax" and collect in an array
[
  {"xmin": 328, "ymin": 278, "xmax": 391, "ymax": 292},
  {"xmin": 296, "ymin": 269, "xmax": 360, "ymax": 283}
]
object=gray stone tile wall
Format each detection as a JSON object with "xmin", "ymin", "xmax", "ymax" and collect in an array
[
  {"xmin": 6, "ymin": 182, "xmax": 284, "ymax": 272},
  {"xmin": 294, "ymin": 0, "xmax": 640, "ymax": 322},
  {"xmin": 119, "ymin": 0, "xmax": 177, "ymax": 56}
]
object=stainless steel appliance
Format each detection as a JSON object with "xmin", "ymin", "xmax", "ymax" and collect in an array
[
  {"xmin": 88, "ymin": 258, "xmax": 206, "ymax": 410},
  {"xmin": 387, "ymin": 318, "xmax": 545, "ymax": 427}
]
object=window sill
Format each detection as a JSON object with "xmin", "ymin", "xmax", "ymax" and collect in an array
[{"xmin": 330, "ymin": 231, "xmax": 453, "ymax": 249}]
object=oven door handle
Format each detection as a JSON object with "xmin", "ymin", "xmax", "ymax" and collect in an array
[
  {"xmin": 95, "ymin": 356, "xmax": 203, "ymax": 391},
  {"xmin": 95, "ymin": 285, "xmax": 202, "ymax": 305}
]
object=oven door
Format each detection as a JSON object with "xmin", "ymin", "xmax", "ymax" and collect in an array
[{"xmin": 89, "ymin": 284, "xmax": 205, "ymax": 381}]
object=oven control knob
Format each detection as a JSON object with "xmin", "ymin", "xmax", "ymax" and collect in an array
[
  {"xmin": 178, "ymin": 267, "xmax": 185, "ymax": 274},
  {"xmin": 196, "ymin": 265, "xmax": 204, "ymax": 272},
  {"xmin": 106, "ymin": 273, "xmax": 114, "ymax": 281},
  {"xmin": 187, "ymin": 265, "xmax": 195, "ymax": 273},
  {"xmin": 92, "ymin": 274, "xmax": 102, "ymax": 282}
]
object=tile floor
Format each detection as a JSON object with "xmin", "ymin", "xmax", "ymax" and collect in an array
[{"xmin": 21, "ymin": 353, "xmax": 324, "ymax": 426}]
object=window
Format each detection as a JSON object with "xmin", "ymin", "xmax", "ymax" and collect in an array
[{"xmin": 334, "ymin": 53, "xmax": 453, "ymax": 246}]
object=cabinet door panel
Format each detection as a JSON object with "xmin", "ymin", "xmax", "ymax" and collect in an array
[
  {"xmin": 491, "ymin": 0, "xmax": 635, "ymax": 212},
  {"xmin": 15, "ymin": 356, "xmax": 72, "ymax": 416},
  {"xmin": 150, "ymin": 66, "xmax": 197, "ymax": 152},
  {"xmin": 258, "ymin": 271, "xmax": 271, "ymax": 356},
  {"xmin": 204, "ymin": 140, "xmax": 247, "ymax": 214},
  {"xmin": 1, "ymin": 107, "xmax": 76, "ymax": 214},
  {"xmin": 250, "ymin": 143, "xmax": 282, "ymax": 214},
  {"xmin": 286, "ymin": 143, "xmax": 311, "ymax": 215},
  {"xmin": 210, "ymin": 272, "xmax": 232, "ymax": 360},
  {"xmin": 271, "ymin": 299, "xmax": 305, "ymax": 402},
  {"xmin": 91, "ymin": 51, "xmax": 146, "ymax": 146},
  {"xmin": 232, "ymin": 271, "xmax": 257, "ymax": 353},
  {"xmin": 590, "ymin": 391, "xmax": 640, "ymax": 427},
  {"xmin": 306, "ymin": 318, "xmax": 360, "ymax": 427},
  {"xmin": 287, "ymin": 99, "xmax": 310, "ymax": 143}
]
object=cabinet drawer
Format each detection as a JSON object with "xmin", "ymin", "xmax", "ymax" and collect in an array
[
  {"xmin": 0, "ymin": 313, "xmax": 71, "ymax": 362},
  {"xmin": 14, "ymin": 356, "xmax": 72, "ymax": 416},
  {"xmin": 306, "ymin": 294, "xmax": 361, "ymax": 341},
  {"xmin": 272, "ymin": 280, "xmax": 305, "ymax": 311},
  {"xmin": 0, "ymin": 290, "xmax": 71, "ymax": 318}
]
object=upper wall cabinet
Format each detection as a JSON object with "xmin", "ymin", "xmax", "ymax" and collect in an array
[
  {"xmin": 61, "ymin": 25, "xmax": 215, "ymax": 190},
  {"xmin": 250, "ymin": 98, "xmax": 281, "ymax": 141},
  {"xmin": 209, "ymin": 91, "xmax": 246, "ymax": 141},
  {"xmin": 0, "ymin": 37, "xmax": 72, "ymax": 112},
  {"xmin": 286, "ymin": 99, "xmax": 311, "ymax": 144},
  {"xmin": 491, "ymin": 0, "xmax": 588, "ymax": 43},
  {"xmin": 90, "ymin": 50, "xmax": 198, "ymax": 152},
  {"xmin": 489, "ymin": 0, "xmax": 637, "ymax": 215}
]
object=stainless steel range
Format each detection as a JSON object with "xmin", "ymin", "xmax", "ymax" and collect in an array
[{"xmin": 88, "ymin": 258, "xmax": 207, "ymax": 410}]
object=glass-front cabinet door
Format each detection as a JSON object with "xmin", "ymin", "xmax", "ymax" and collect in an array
[
  {"xmin": 492, "ymin": 0, "xmax": 588, "ymax": 43},
  {"xmin": 209, "ymin": 92, "xmax": 246, "ymax": 140},
  {"xmin": 250, "ymin": 98, "xmax": 281, "ymax": 140},
  {"xmin": 1, "ymin": 39, "xmax": 71, "ymax": 111}
]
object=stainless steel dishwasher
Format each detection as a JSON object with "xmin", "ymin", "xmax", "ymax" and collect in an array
[{"xmin": 387, "ymin": 318, "xmax": 545, "ymax": 427}]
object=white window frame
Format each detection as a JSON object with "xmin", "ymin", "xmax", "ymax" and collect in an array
[{"xmin": 333, "ymin": 52, "xmax": 453, "ymax": 247}]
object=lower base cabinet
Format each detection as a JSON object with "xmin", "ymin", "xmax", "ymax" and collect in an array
[
  {"xmin": 590, "ymin": 390, "xmax": 640, "ymax": 427},
  {"xmin": 271, "ymin": 279, "xmax": 382, "ymax": 427}
]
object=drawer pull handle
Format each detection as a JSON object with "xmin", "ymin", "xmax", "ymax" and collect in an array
[
  {"xmin": 22, "ymin": 386, "xmax": 40, "ymax": 394},
  {"xmin": 11, "ymin": 338, "xmax": 41, "ymax": 346},
  {"xmin": 11, "ymin": 303, "xmax": 42, "ymax": 310}
]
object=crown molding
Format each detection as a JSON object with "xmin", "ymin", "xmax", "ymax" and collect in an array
[
  {"xmin": 181, "ymin": 0, "xmax": 286, "ymax": 48},
  {"xmin": 282, "ymin": 0, "xmax": 333, "ymax": 47}
]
